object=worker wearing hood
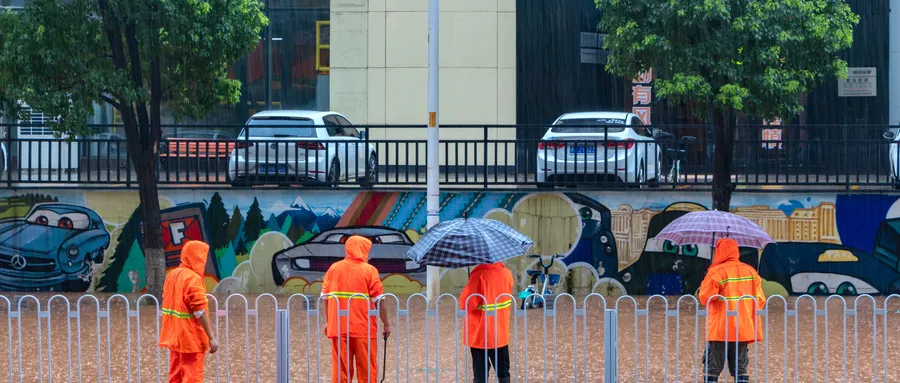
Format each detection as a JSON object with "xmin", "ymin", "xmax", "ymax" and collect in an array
[
  {"xmin": 322, "ymin": 235, "xmax": 393, "ymax": 383},
  {"xmin": 459, "ymin": 262, "xmax": 514, "ymax": 383},
  {"xmin": 698, "ymin": 238, "xmax": 766, "ymax": 383},
  {"xmin": 159, "ymin": 240, "xmax": 218, "ymax": 382}
]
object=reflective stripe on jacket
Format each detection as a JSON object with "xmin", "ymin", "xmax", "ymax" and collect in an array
[
  {"xmin": 158, "ymin": 240, "xmax": 210, "ymax": 353},
  {"xmin": 322, "ymin": 236, "xmax": 384, "ymax": 339},
  {"xmin": 698, "ymin": 238, "xmax": 765, "ymax": 343},
  {"xmin": 459, "ymin": 262, "xmax": 514, "ymax": 349}
]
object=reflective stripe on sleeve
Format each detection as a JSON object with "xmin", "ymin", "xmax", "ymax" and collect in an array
[
  {"xmin": 162, "ymin": 308, "xmax": 193, "ymax": 319},
  {"xmin": 718, "ymin": 276, "xmax": 756, "ymax": 285},
  {"xmin": 476, "ymin": 299, "xmax": 512, "ymax": 311}
]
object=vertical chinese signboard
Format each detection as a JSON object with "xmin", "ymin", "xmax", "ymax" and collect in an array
[
  {"xmin": 632, "ymin": 69, "xmax": 653, "ymax": 124},
  {"xmin": 762, "ymin": 118, "xmax": 783, "ymax": 150}
]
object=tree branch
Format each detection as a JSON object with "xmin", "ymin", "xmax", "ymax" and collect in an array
[{"xmin": 99, "ymin": 94, "xmax": 121, "ymax": 110}]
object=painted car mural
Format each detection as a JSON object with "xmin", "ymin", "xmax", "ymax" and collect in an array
[
  {"xmin": 271, "ymin": 226, "xmax": 425, "ymax": 286},
  {"xmin": 618, "ymin": 203, "xmax": 758, "ymax": 296},
  {"xmin": 563, "ymin": 193, "xmax": 617, "ymax": 275},
  {"xmin": 758, "ymin": 216, "xmax": 900, "ymax": 295},
  {"xmin": 0, "ymin": 203, "xmax": 110, "ymax": 291},
  {"xmin": 1, "ymin": 190, "xmax": 899, "ymax": 297}
]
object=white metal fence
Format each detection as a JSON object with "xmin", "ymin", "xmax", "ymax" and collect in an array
[{"xmin": 0, "ymin": 293, "xmax": 899, "ymax": 382}]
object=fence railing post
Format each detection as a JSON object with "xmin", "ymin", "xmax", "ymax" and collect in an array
[
  {"xmin": 604, "ymin": 308, "xmax": 617, "ymax": 383},
  {"xmin": 275, "ymin": 309, "xmax": 290, "ymax": 383}
]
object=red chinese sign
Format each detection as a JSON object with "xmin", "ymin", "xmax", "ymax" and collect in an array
[
  {"xmin": 632, "ymin": 69, "xmax": 653, "ymax": 124},
  {"xmin": 762, "ymin": 118, "xmax": 783, "ymax": 150}
]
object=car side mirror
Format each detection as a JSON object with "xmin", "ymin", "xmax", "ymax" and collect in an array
[
  {"xmin": 359, "ymin": 131, "xmax": 367, "ymax": 140},
  {"xmin": 884, "ymin": 131, "xmax": 897, "ymax": 140}
]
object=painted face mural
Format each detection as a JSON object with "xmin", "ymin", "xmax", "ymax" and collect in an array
[{"xmin": 1, "ymin": 191, "xmax": 899, "ymax": 297}]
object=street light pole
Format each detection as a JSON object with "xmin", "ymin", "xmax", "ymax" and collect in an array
[{"xmin": 425, "ymin": 0, "xmax": 440, "ymax": 304}]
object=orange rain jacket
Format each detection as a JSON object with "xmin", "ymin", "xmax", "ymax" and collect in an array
[
  {"xmin": 698, "ymin": 238, "xmax": 765, "ymax": 343},
  {"xmin": 322, "ymin": 236, "xmax": 384, "ymax": 339},
  {"xmin": 158, "ymin": 240, "xmax": 211, "ymax": 353},
  {"xmin": 459, "ymin": 262, "xmax": 515, "ymax": 349}
]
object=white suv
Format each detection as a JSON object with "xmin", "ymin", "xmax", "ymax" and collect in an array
[{"xmin": 227, "ymin": 111, "xmax": 377, "ymax": 186}]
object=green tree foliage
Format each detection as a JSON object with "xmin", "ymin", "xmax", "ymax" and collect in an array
[
  {"xmin": 0, "ymin": 0, "xmax": 267, "ymax": 298},
  {"xmin": 596, "ymin": 0, "xmax": 858, "ymax": 209},
  {"xmin": 207, "ymin": 192, "xmax": 231, "ymax": 250},
  {"xmin": 244, "ymin": 197, "xmax": 264, "ymax": 242}
]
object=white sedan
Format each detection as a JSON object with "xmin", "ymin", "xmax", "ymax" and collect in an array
[
  {"xmin": 536, "ymin": 112, "xmax": 661, "ymax": 187},
  {"xmin": 228, "ymin": 110, "xmax": 377, "ymax": 186}
]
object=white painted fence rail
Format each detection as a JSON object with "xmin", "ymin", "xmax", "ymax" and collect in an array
[{"xmin": 0, "ymin": 293, "xmax": 898, "ymax": 382}]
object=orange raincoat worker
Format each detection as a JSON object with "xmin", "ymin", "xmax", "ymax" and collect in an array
[
  {"xmin": 459, "ymin": 262, "xmax": 514, "ymax": 383},
  {"xmin": 158, "ymin": 240, "xmax": 218, "ymax": 383},
  {"xmin": 698, "ymin": 238, "xmax": 766, "ymax": 383},
  {"xmin": 322, "ymin": 235, "xmax": 393, "ymax": 383}
]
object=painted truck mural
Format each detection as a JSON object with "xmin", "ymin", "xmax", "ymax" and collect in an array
[{"xmin": 1, "ymin": 190, "xmax": 900, "ymax": 296}]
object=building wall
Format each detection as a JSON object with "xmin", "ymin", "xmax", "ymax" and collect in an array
[
  {"xmin": 3, "ymin": 188, "xmax": 900, "ymax": 298},
  {"xmin": 330, "ymin": 0, "xmax": 516, "ymax": 165}
]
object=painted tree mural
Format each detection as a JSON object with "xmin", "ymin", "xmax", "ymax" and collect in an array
[
  {"xmin": 207, "ymin": 193, "xmax": 231, "ymax": 249},
  {"xmin": 97, "ymin": 205, "xmax": 142, "ymax": 292}
]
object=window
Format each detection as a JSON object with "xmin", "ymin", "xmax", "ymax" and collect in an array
[
  {"xmin": 324, "ymin": 116, "xmax": 343, "ymax": 136},
  {"xmin": 27, "ymin": 210, "xmax": 90, "ymax": 230},
  {"xmin": 243, "ymin": 118, "xmax": 316, "ymax": 137},
  {"xmin": 632, "ymin": 117, "xmax": 651, "ymax": 137},
  {"xmin": 334, "ymin": 115, "xmax": 352, "ymax": 126},
  {"xmin": 342, "ymin": 128, "xmax": 360, "ymax": 138},
  {"xmin": 551, "ymin": 118, "xmax": 626, "ymax": 133}
]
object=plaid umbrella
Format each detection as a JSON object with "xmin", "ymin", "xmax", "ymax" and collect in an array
[
  {"xmin": 406, "ymin": 218, "xmax": 534, "ymax": 268},
  {"xmin": 654, "ymin": 210, "xmax": 774, "ymax": 249}
]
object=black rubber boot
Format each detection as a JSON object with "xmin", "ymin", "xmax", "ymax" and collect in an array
[
  {"xmin": 704, "ymin": 376, "xmax": 719, "ymax": 383},
  {"xmin": 736, "ymin": 375, "xmax": 750, "ymax": 383},
  {"xmin": 498, "ymin": 378, "xmax": 511, "ymax": 383}
]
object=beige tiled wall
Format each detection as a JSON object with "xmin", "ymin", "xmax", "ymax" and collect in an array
[{"xmin": 331, "ymin": 0, "xmax": 516, "ymax": 166}]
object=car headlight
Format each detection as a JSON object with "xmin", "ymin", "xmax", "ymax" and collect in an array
[
  {"xmin": 600, "ymin": 235, "xmax": 608, "ymax": 244},
  {"xmin": 293, "ymin": 258, "xmax": 310, "ymax": 269},
  {"xmin": 406, "ymin": 261, "xmax": 421, "ymax": 270},
  {"xmin": 67, "ymin": 245, "xmax": 79, "ymax": 259}
]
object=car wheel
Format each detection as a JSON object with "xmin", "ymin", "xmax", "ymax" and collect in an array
[
  {"xmin": 327, "ymin": 159, "xmax": 341, "ymax": 186},
  {"xmin": 806, "ymin": 282, "xmax": 828, "ymax": 295},
  {"xmin": 94, "ymin": 248, "xmax": 106, "ymax": 264},
  {"xmin": 647, "ymin": 160, "xmax": 661, "ymax": 188},
  {"xmin": 360, "ymin": 154, "xmax": 377, "ymax": 187},
  {"xmin": 836, "ymin": 282, "xmax": 857, "ymax": 296},
  {"xmin": 629, "ymin": 163, "xmax": 646, "ymax": 189},
  {"xmin": 62, "ymin": 279, "xmax": 90, "ymax": 292}
]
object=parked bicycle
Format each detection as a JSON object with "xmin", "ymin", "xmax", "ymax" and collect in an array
[{"xmin": 657, "ymin": 132, "xmax": 696, "ymax": 188}]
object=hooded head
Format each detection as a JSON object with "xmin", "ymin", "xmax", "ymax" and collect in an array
[
  {"xmin": 344, "ymin": 235, "xmax": 372, "ymax": 262},
  {"xmin": 180, "ymin": 240, "xmax": 209, "ymax": 276},
  {"xmin": 711, "ymin": 238, "xmax": 740, "ymax": 267}
]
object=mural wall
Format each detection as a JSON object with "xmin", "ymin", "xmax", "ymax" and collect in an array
[{"xmin": 1, "ymin": 189, "xmax": 899, "ymax": 297}]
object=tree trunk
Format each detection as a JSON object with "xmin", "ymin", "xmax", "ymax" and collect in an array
[
  {"xmin": 711, "ymin": 105, "xmax": 736, "ymax": 212},
  {"xmin": 135, "ymin": 157, "xmax": 165, "ymax": 299}
]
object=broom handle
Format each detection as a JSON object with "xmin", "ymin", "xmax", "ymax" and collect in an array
[{"xmin": 380, "ymin": 334, "xmax": 388, "ymax": 383}]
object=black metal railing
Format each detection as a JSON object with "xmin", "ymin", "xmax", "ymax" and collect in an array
[{"xmin": 0, "ymin": 124, "xmax": 897, "ymax": 190}]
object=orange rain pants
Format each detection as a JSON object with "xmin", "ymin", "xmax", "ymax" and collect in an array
[
  {"xmin": 168, "ymin": 351, "xmax": 205, "ymax": 383},
  {"xmin": 331, "ymin": 336, "xmax": 378, "ymax": 383}
]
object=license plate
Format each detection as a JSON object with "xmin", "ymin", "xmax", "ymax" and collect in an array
[
  {"xmin": 259, "ymin": 164, "xmax": 287, "ymax": 173},
  {"xmin": 569, "ymin": 145, "xmax": 596, "ymax": 154}
]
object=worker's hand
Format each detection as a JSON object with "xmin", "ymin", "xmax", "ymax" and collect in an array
[
  {"xmin": 383, "ymin": 324, "xmax": 392, "ymax": 338},
  {"xmin": 208, "ymin": 339, "xmax": 219, "ymax": 354}
]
